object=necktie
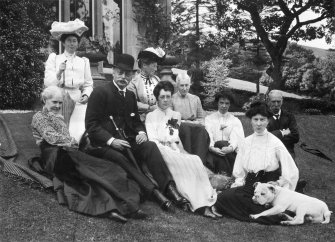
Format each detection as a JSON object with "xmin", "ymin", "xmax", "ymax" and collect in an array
[{"xmin": 119, "ymin": 90, "xmax": 125, "ymax": 97}]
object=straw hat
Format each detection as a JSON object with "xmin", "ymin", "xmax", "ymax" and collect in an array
[{"xmin": 137, "ymin": 47, "xmax": 166, "ymax": 63}]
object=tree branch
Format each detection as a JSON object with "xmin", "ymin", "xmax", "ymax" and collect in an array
[
  {"xmin": 278, "ymin": 0, "xmax": 292, "ymax": 17},
  {"xmin": 287, "ymin": 12, "xmax": 328, "ymax": 38}
]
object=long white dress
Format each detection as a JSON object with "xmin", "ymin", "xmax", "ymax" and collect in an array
[
  {"xmin": 44, "ymin": 51, "xmax": 93, "ymax": 142},
  {"xmin": 145, "ymin": 108, "xmax": 217, "ymax": 211}
]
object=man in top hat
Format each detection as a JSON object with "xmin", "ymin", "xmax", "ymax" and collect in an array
[
  {"xmin": 85, "ymin": 53, "xmax": 187, "ymax": 212},
  {"xmin": 127, "ymin": 47, "xmax": 166, "ymax": 121}
]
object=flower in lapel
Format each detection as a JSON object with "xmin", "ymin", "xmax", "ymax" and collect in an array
[{"xmin": 130, "ymin": 113, "xmax": 135, "ymax": 117}]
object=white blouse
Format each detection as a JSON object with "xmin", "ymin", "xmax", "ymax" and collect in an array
[
  {"xmin": 44, "ymin": 52, "xmax": 93, "ymax": 102},
  {"xmin": 232, "ymin": 130, "xmax": 299, "ymax": 190},
  {"xmin": 145, "ymin": 108, "xmax": 181, "ymax": 145},
  {"xmin": 204, "ymin": 111, "xmax": 245, "ymax": 150}
]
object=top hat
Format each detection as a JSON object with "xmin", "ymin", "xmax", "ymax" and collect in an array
[
  {"xmin": 50, "ymin": 19, "xmax": 88, "ymax": 40},
  {"xmin": 138, "ymin": 47, "xmax": 166, "ymax": 63},
  {"xmin": 111, "ymin": 53, "xmax": 137, "ymax": 71}
]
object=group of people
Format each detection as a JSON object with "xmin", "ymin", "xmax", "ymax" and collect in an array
[{"xmin": 31, "ymin": 19, "xmax": 304, "ymax": 224}]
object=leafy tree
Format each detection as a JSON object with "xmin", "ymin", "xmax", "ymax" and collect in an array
[
  {"xmin": 0, "ymin": 0, "xmax": 56, "ymax": 109},
  {"xmin": 214, "ymin": 0, "xmax": 335, "ymax": 91}
]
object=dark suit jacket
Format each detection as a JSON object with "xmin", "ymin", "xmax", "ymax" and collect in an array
[
  {"xmin": 267, "ymin": 109, "xmax": 299, "ymax": 155},
  {"xmin": 85, "ymin": 82, "xmax": 145, "ymax": 147}
]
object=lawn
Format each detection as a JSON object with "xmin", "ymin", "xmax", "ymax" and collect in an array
[{"xmin": 0, "ymin": 113, "xmax": 335, "ymax": 242}]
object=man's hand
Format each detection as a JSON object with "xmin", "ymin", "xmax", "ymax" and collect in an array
[
  {"xmin": 209, "ymin": 146, "xmax": 226, "ymax": 156},
  {"xmin": 78, "ymin": 95, "xmax": 88, "ymax": 104},
  {"xmin": 111, "ymin": 139, "xmax": 131, "ymax": 151},
  {"xmin": 136, "ymin": 133, "xmax": 147, "ymax": 144},
  {"xmin": 281, "ymin": 128, "xmax": 291, "ymax": 136}
]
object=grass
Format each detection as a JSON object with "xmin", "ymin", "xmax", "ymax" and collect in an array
[{"xmin": 1, "ymin": 113, "xmax": 335, "ymax": 242}]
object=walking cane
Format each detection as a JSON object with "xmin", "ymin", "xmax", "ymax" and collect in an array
[{"xmin": 109, "ymin": 116, "xmax": 159, "ymax": 187}]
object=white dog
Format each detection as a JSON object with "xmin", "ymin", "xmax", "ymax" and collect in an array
[
  {"xmin": 164, "ymin": 122, "xmax": 181, "ymax": 153},
  {"xmin": 250, "ymin": 182, "xmax": 332, "ymax": 225}
]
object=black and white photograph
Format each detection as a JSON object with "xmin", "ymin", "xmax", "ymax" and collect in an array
[{"xmin": 0, "ymin": 0, "xmax": 334, "ymax": 241}]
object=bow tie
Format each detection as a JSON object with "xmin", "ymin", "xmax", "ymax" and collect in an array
[{"xmin": 145, "ymin": 77, "xmax": 152, "ymax": 85}]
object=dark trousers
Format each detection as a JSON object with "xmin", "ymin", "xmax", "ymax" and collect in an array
[{"xmin": 88, "ymin": 141, "xmax": 173, "ymax": 194}]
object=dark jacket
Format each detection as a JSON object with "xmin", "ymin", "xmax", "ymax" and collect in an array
[
  {"xmin": 85, "ymin": 82, "xmax": 145, "ymax": 147},
  {"xmin": 267, "ymin": 109, "xmax": 299, "ymax": 155}
]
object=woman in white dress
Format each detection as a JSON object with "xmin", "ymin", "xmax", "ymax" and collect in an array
[
  {"xmin": 145, "ymin": 81, "xmax": 219, "ymax": 218},
  {"xmin": 44, "ymin": 19, "xmax": 93, "ymax": 143},
  {"xmin": 214, "ymin": 101, "xmax": 299, "ymax": 225},
  {"xmin": 205, "ymin": 90, "xmax": 245, "ymax": 175}
]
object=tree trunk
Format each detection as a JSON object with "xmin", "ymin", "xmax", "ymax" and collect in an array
[
  {"xmin": 268, "ymin": 59, "xmax": 284, "ymax": 91},
  {"xmin": 195, "ymin": 0, "xmax": 200, "ymax": 69}
]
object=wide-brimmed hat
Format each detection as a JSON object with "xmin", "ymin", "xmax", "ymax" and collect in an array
[
  {"xmin": 50, "ymin": 19, "xmax": 88, "ymax": 40},
  {"xmin": 111, "ymin": 53, "xmax": 137, "ymax": 71},
  {"xmin": 138, "ymin": 47, "xmax": 166, "ymax": 63}
]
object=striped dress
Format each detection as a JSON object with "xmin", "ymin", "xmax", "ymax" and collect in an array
[{"xmin": 145, "ymin": 108, "xmax": 217, "ymax": 211}]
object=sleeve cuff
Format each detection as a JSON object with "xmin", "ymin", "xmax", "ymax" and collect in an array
[
  {"xmin": 107, "ymin": 137, "xmax": 115, "ymax": 146},
  {"xmin": 138, "ymin": 131, "xmax": 146, "ymax": 135}
]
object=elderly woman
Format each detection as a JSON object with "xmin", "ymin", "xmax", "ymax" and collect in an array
[
  {"xmin": 44, "ymin": 19, "xmax": 93, "ymax": 142},
  {"xmin": 214, "ymin": 101, "xmax": 299, "ymax": 225},
  {"xmin": 31, "ymin": 86, "xmax": 147, "ymax": 223},
  {"xmin": 145, "ymin": 81, "xmax": 219, "ymax": 218},
  {"xmin": 128, "ymin": 47, "xmax": 165, "ymax": 121},
  {"xmin": 204, "ymin": 90, "xmax": 245, "ymax": 175}
]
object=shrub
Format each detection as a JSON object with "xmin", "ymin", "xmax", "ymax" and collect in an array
[
  {"xmin": 200, "ymin": 57, "xmax": 232, "ymax": 109},
  {"xmin": 0, "ymin": 0, "xmax": 55, "ymax": 109}
]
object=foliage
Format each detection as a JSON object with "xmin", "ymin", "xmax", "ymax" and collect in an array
[
  {"xmin": 200, "ymin": 56, "xmax": 231, "ymax": 107},
  {"xmin": 213, "ymin": 0, "xmax": 335, "ymax": 91},
  {"xmin": 0, "ymin": 0, "xmax": 55, "ymax": 109},
  {"xmin": 242, "ymin": 93, "xmax": 267, "ymax": 111},
  {"xmin": 133, "ymin": 0, "xmax": 171, "ymax": 47}
]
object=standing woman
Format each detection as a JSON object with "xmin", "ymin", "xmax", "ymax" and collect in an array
[
  {"xmin": 44, "ymin": 19, "xmax": 93, "ymax": 143},
  {"xmin": 145, "ymin": 81, "xmax": 219, "ymax": 218},
  {"xmin": 205, "ymin": 90, "xmax": 245, "ymax": 175},
  {"xmin": 214, "ymin": 101, "xmax": 299, "ymax": 225}
]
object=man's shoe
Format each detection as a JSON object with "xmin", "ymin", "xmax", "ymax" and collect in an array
[
  {"xmin": 126, "ymin": 210, "xmax": 148, "ymax": 220},
  {"xmin": 107, "ymin": 211, "xmax": 128, "ymax": 223},
  {"xmin": 296, "ymin": 179, "xmax": 307, "ymax": 194},
  {"xmin": 166, "ymin": 183, "xmax": 189, "ymax": 207},
  {"xmin": 152, "ymin": 189, "xmax": 172, "ymax": 211}
]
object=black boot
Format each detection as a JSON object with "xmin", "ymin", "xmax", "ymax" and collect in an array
[
  {"xmin": 166, "ymin": 182, "xmax": 189, "ymax": 208},
  {"xmin": 152, "ymin": 189, "xmax": 172, "ymax": 211}
]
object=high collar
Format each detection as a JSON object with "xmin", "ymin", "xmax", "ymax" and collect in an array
[
  {"xmin": 273, "ymin": 109, "xmax": 282, "ymax": 117},
  {"xmin": 64, "ymin": 50, "xmax": 76, "ymax": 58},
  {"xmin": 217, "ymin": 111, "xmax": 229, "ymax": 118},
  {"xmin": 113, "ymin": 80, "xmax": 127, "ymax": 92},
  {"xmin": 157, "ymin": 106, "xmax": 171, "ymax": 115},
  {"xmin": 254, "ymin": 129, "xmax": 268, "ymax": 136}
]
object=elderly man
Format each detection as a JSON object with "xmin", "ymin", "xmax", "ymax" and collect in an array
[
  {"xmin": 85, "ymin": 53, "xmax": 187, "ymax": 213},
  {"xmin": 127, "ymin": 47, "xmax": 165, "ymax": 121},
  {"xmin": 172, "ymin": 72, "xmax": 205, "ymax": 124},
  {"xmin": 267, "ymin": 89, "xmax": 306, "ymax": 193}
]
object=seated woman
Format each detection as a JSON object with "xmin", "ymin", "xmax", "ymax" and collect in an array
[
  {"xmin": 31, "ymin": 86, "xmax": 147, "ymax": 223},
  {"xmin": 204, "ymin": 90, "xmax": 245, "ymax": 175},
  {"xmin": 214, "ymin": 101, "xmax": 299, "ymax": 225},
  {"xmin": 145, "ymin": 81, "xmax": 219, "ymax": 218}
]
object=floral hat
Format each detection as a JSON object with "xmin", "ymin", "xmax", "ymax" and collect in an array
[
  {"xmin": 50, "ymin": 19, "xmax": 88, "ymax": 40},
  {"xmin": 138, "ymin": 47, "xmax": 166, "ymax": 63}
]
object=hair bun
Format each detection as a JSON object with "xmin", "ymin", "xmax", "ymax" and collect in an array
[{"xmin": 249, "ymin": 101, "xmax": 266, "ymax": 109}]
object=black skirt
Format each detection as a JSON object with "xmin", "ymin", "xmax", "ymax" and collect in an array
[
  {"xmin": 215, "ymin": 169, "xmax": 283, "ymax": 225},
  {"xmin": 40, "ymin": 142, "xmax": 141, "ymax": 217}
]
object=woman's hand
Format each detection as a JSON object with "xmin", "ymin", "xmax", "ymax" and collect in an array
[
  {"xmin": 78, "ymin": 95, "xmax": 88, "ymax": 104},
  {"xmin": 209, "ymin": 146, "xmax": 226, "ymax": 156},
  {"xmin": 221, "ymin": 146, "xmax": 234, "ymax": 154},
  {"xmin": 57, "ymin": 61, "xmax": 67, "ymax": 80}
]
